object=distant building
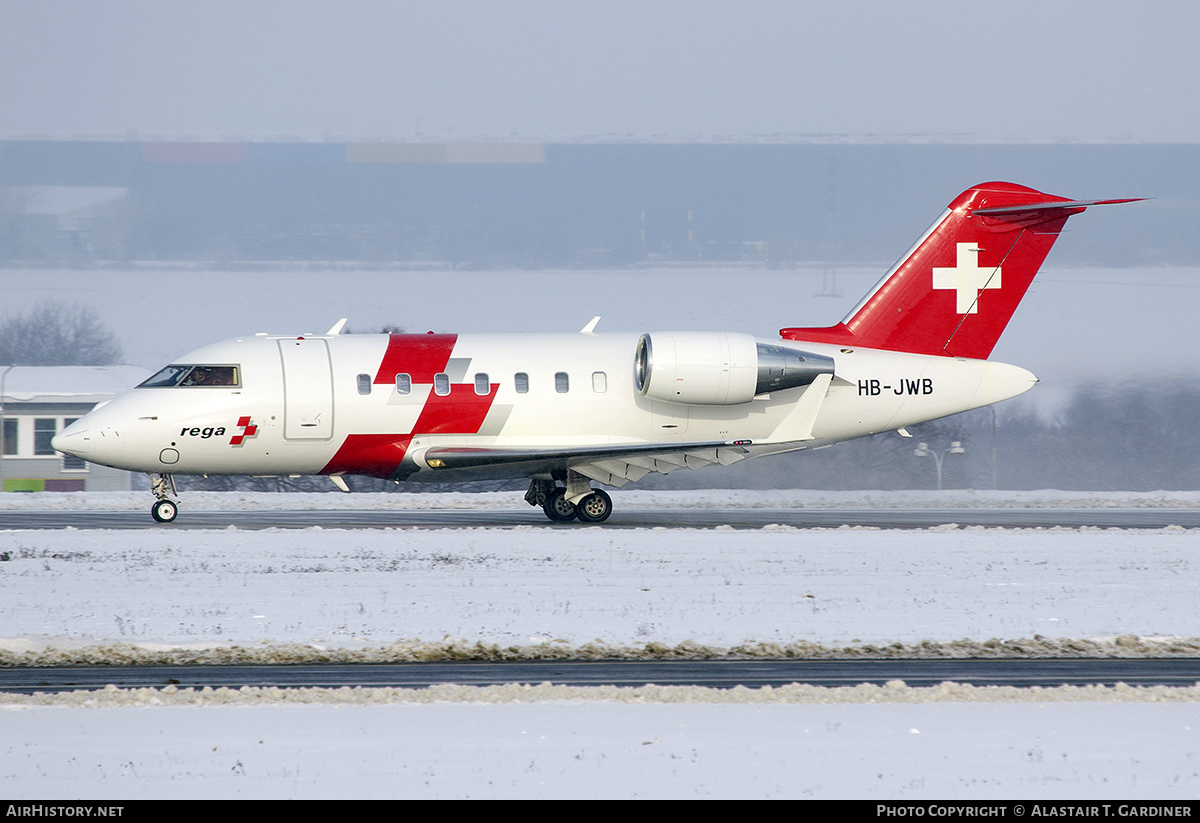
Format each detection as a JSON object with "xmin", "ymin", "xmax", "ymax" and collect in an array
[
  {"xmin": 0, "ymin": 139, "xmax": 1187, "ymax": 268},
  {"xmin": 0, "ymin": 185, "xmax": 130, "ymax": 261},
  {"xmin": 0, "ymin": 366, "xmax": 148, "ymax": 491}
]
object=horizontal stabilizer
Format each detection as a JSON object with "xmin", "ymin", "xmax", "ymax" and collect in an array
[{"xmin": 972, "ymin": 197, "xmax": 1146, "ymax": 216}]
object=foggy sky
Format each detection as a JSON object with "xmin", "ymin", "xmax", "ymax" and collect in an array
[
  {"xmin": 2, "ymin": 0, "xmax": 1199, "ymax": 143},
  {"xmin": 2, "ymin": 1, "xmax": 1196, "ymax": 404}
]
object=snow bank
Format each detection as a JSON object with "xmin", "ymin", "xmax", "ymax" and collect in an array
[{"xmin": 5, "ymin": 680, "xmax": 1200, "ymax": 707}]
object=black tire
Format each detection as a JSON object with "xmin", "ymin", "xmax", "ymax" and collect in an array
[
  {"xmin": 542, "ymin": 487, "xmax": 577, "ymax": 521},
  {"xmin": 151, "ymin": 499, "xmax": 178, "ymax": 523},
  {"xmin": 575, "ymin": 489, "xmax": 613, "ymax": 523}
]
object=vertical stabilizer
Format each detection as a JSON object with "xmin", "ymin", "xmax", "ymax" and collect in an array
[{"xmin": 780, "ymin": 182, "xmax": 1141, "ymax": 359}]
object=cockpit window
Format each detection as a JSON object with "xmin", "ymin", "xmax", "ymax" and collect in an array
[
  {"xmin": 139, "ymin": 365, "xmax": 241, "ymax": 388},
  {"xmin": 138, "ymin": 365, "xmax": 190, "ymax": 388}
]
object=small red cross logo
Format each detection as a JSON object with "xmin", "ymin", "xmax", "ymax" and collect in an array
[{"xmin": 229, "ymin": 416, "xmax": 258, "ymax": 446}]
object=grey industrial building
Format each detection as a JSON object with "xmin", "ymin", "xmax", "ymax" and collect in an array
[
  {"xmin": 0, "ymin": 366, "xmax": 148, "ymax": 492},
  {"xmin": 0, "ymin": 139, "xmax": 1194, "ymax": 269}
]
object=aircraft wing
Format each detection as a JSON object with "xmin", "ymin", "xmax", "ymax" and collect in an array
[
  {"xmin": 417, "ymin": 440, "xmax": 754, "ymax": 486},
  {"xmin": 415, "ymin": 372, "xmax": 836, "ymax": 485}
]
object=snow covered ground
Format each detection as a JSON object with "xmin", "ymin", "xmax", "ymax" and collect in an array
[{"xmin": 3, "ymin": 490, "xmax": 1200, "ymax": 798}]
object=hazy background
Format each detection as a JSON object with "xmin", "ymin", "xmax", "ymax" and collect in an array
[
  {"xmin": 2, "ymin": 2, "xmax": 1196, "ymax": 370},
  {"xmin": 3, "ymin": 1, "xmax": 1199, "ymax": 142},
  {"xmin": 2, "ymin": 1, "xmax": 1199, "ymax": 490}
]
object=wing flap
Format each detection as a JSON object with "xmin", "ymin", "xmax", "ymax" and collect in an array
[
  {"xmin": 418, "ymin": 440, "xmax": 753, "ymax": 485},
  {"xmin": 573, "ymin": 446, "xmax": 751, "ymax": 486}
]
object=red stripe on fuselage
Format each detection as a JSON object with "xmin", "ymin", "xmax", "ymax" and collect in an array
[
  {"xmin": 413, "ymin": 383, "xmax": 498, "ymax": 435},
  {"xmin": 373, "ymin": 333, "xmax": 459, "ymax": 384},
  {"xmin": 321, "ymin": 434, "xmax": 414, "ymax": 479},
  {"xmin": 320, "ymin": 379, "xmax": 499, "ymax": 478}
]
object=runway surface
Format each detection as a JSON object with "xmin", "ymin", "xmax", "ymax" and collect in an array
[
  {"xmin": 4, "ymin": 659, "xmax": 1200, "ymax": 693},
  {"xmin": 3, "ymin": 506, "xmax": 1200, "ymax": 530}
]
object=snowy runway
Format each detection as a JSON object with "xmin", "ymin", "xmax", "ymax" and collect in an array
[
  {"xmin": 3, "ymin": 490, "xmax": 1200, "ymax": 798},
  {"xmin": 4, "ymin": 498, "xmax": 1200, "ymax": 656}
]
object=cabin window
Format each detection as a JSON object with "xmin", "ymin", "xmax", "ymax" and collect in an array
[
  {"xmin": 514, "ymin": 372, "xmax": 529, "ymax": 393},
  {"xmin": 434, "ymin": 373, "xmax": 450, "ymax": 396},
  {"xmin": 356, "ymin": 374, "xmax": 372, "ymax": 395},
  {"xmin": 474, "ymin": 373, "xmax": 490, "ymax": 395},
  {"xmin": 555, "ymin": 372, "xmax": 570, "ymax": 393},
  {"xmin": 395, "ymin": 373, "xmax": 411, "ymax": 395},
  {"xmin": 34, "ymin": 418, "xmax": 56, "ymax": 455},
  {"xmin": 592, "ymin": 371, "xmax": 607, "ymax": 393}
]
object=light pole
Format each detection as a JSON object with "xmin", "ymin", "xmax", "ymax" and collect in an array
[{"xmin": 915, "ymin": 440, "xmax": 965, "ymax": 490}]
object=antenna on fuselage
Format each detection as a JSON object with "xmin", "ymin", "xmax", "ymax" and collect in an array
[{"xmin": 326, "ymin": 318, "xmax": 348, "ymax": 336}]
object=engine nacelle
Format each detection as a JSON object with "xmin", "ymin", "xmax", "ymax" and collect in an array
[{"xmin": 634, "ymin": 332, "xmax": 835, "ymax": 405}]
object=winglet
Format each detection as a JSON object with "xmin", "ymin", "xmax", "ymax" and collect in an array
[
  {"xmin": 326, "ymin": 318, "xmax": 348, "ymax": 336},
  {"xmin": 580, "ymin": 316, "xmax": 601, "ymax": 335}
]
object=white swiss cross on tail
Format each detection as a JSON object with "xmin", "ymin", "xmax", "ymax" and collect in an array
[{"xmin": 932, "ymin": 242, "xmax": 1001, "ymax": 314}]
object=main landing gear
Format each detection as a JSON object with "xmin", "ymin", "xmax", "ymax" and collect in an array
[
  {"xmin": 149, "ymin": 473, "xmax": 179, "ymax": 523},
  {"xmin": 525, "ymin": 475, "xmax": 613, "ymax": 523}
]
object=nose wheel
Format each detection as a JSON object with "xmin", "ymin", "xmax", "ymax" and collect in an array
[
  {"xmin": 149, "ymin": 473, "xmax": 180, "ymax": 523},
  {"xmin": 151, "ymin": 498, "xmax": 178, "ymax": 523}
]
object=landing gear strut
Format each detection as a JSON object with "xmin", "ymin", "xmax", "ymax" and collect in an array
[
  {"xmin": 525, "ymin": 475, "xmax": 614, "ymax": 523},
  {"xmin": 149, "ymin": 473, "xmax": 179, "ymax": 523}
]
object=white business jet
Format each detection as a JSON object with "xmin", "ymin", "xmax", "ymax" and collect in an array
[{"xmin": 53, "ymin": 182, "xmax": 1140, "ymax": 523}]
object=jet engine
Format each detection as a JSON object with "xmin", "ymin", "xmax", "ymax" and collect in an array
[{"xmin": 634, "ymin": 332, "xmax": 835, "ymax": 405}]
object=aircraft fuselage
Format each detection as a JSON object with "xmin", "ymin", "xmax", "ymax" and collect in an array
[{"xmin": 57, "ymin": 330, "xmax": 1034, "ymax": 482}]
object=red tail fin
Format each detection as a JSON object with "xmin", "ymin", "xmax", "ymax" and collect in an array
[{"xmin": 780, "ymin": 182, "xmax": 1142, "ymax": 359}]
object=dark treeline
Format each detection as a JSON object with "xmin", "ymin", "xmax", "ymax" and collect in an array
[
  {"xmin": 182, "ymin": 376, "xmax": 1200, "ymax": 494},
  {"xmin": 0, "ymin": 301, "xmax": 123, "ymax": 367}
]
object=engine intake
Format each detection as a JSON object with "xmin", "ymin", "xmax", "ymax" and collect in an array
[{"xmin": 635, "ymin": 332, "xmax": 834, "ymax": 405}]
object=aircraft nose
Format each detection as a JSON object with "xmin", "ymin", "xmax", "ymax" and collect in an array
[{"xmin": 52, "ymin": 418, "xmax": 90, "ymax": 459}]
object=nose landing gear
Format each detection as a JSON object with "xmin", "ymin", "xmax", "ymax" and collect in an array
[{"xmin": 149, "ymin": 473, "xmax": 179, "ymax": 523}]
